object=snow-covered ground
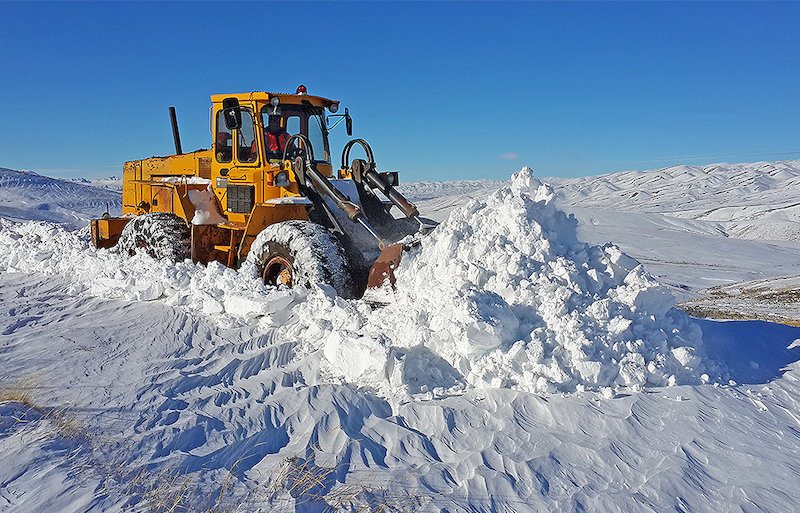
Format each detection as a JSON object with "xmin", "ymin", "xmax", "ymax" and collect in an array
[{"xmin": 1, "ymin": 162, "xmax": 799, "ymax": 512}]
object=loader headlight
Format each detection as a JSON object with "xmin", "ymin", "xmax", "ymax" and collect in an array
[
  {"xmin": 275, "ymin": 171, "xmax": 290, "ymax": 187},
  {"xmin": 329, "ymin": 102, "xmax": 339, "ymax": 113},
  {"xmin": 270, "ymin": 96, "xmax": 280, "ymax": 107}
]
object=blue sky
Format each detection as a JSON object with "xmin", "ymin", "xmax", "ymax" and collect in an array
[{"xmin": 1, "ymin": 1, "xmax": 798, "ymax": 181}]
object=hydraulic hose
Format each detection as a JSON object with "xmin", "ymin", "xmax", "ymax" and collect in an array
[
  {"xmin": 285, "ymin": 134, "xmax": 386, "ymax": 247},
  {"xmin": 342, "ymin": 139, "xmax": 419, "ymax": 219}
]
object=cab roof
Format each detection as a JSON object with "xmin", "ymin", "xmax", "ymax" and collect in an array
[{"xmin": 210, "ymin": 91, "xmax": 337, "ymax": 109}]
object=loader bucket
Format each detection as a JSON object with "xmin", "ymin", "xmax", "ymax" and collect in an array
[{"xmin": 367, "ymin": 243, "xmax": 406, "ymax": 289}]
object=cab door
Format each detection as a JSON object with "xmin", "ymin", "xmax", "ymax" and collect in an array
[{"xmin": 212, "ymin": 106, "xmax": 262, "ymax": 223}]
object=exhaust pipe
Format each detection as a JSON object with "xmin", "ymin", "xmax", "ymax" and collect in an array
[{"xmin": 169, "ymin": 106, "xmax": 183, "ymax": 155}]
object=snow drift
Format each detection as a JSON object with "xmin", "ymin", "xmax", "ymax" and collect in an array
[
  {"xmin": 3, "ymin": 164, "xmax": 799, "ymax": 513},
  {"xmin": 0, "ymin": 167, "xmax": 714, "ymax": 399},
  {"xmin": 326, "ymin": 167, "xmax": 713, "ymax": 396}
]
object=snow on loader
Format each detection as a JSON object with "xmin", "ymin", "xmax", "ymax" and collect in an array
[{"xmin": 89, "ymin": 86, "xmax": 432, "ymax": 298}]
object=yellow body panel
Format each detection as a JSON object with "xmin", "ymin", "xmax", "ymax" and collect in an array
[
  {"xmin": 90, "ymin": 218, "xmax": 130, "ymax": 249},
  {"xmin": 239, "ymin": 204, "xmax": 309, "ymax": 258},
  {"xmin": 108, "ymin": 90, "xmax": 340, "ymax": 266},
  {"xmin": 121, "ymin": 150, "xmax": 212, "ymax": 218},
  {"xmin": 209, "ymin": 91, "xmax": 335, "ymax": 110}
]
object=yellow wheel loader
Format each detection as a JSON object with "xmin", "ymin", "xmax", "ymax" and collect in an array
[{"xmin": 90, "ymin": 86, "xmax": 432, "ymax": 297}]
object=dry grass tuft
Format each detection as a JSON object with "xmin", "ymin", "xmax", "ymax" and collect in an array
[
  {"xmin": 261, "ymin": 456, "xmax": 428, "ymax": 513},
  {"xmin": 0, "ymin": 376, "xmax": 38, "ymax": 409}
]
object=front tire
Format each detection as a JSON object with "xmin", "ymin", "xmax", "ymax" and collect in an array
[
  {"xmin": 117, "ymin": 212, "xmax": 190, "ymax": 261},
  {"xmin": 247, "ymin": 220, "xmax": 353, "ymax": 297}
]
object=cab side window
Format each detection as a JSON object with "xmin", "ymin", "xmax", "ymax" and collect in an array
[
  {"xmin": 215, "ymin": 111, "xmax": 232, "ymax": 163},
  {"xmin": 237, "ymin": 110, "xmax": 257, "ymax": 163},
  {"xmin": 286, "ymin": 115, "xmax": 300, "ymax": 136}
]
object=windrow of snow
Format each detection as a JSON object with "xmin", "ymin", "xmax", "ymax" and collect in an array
[
  {"xmin": 0, "ymin": 167, "xmax": 718, "ymax": 399},
  {"xmin": 0, "ymin": 219, "xmax": 302, "ymax": 326},
  {"xmin": 338, "ymin": 167, "xmax": 716, "ymax": 395}
]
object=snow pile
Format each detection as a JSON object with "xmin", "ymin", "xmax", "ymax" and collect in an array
[
  {"xmin": 359, "ymin": 167, "xmax": 713, "ymax": 395},
  {"xmin": 0, "ymin": 219, "xmax": 300, "ymax": 325},
  {"xmin": 0, "ymin": 167, "xmax": 716, "ymax": 398}
]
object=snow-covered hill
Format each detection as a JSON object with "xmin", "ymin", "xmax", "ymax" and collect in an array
[
  {"xmin": 555, "ymin": 160, "xmax": 800, "ymax": 241},
  {"xmin": 0, "ymin": 168, "xmax": 121, "ymax": 228},
  {"xmin": 67, "ymin": 176, "xmax": 123, "ymax": 193},
  {"xmin": 402, "ymin": 161, "xmax": 800, "ymax": 295},
  {"xmin": 402, "ymin": 161, "xmax": 800, "ymax": 241},
  {"xmin": 0, "ymin": 162, "xmax": 799, "ymax": 512}
]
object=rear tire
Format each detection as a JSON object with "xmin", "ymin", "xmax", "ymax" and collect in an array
[
  {"xmin": 247, "ymin": 220, "xmax": 353, "ymax": 297},
  {"xmin": 117, "ymin": 212, "xmax": 190, "ymax": 261}
]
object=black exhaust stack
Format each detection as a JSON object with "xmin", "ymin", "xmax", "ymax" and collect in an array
[{"xmin": 169, "ymin": 106, "xmax": 183, "ymax": 155}]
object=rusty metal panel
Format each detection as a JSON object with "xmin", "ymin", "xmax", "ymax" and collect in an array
[
  {"xmin": 122, "ymin": 161, "xmax": 141, "ymax": 214},
  {"xmin": 151, "ymin": 186, "xmax": 174, "ymax": 212},
  {"xmin": 197, "ymin": 157, "xmax": 211, "ymax": 179},
  {"xmin": 367, "ymin": 243, "xmax": 405, "ymax": 289},
  {"xmin": 191, "ymin": 224, "xmax": 231, "ymax": 265}
]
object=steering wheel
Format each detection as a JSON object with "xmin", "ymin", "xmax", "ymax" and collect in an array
[
  {"xmin": 282, "ymin": 134, "xmax": 315, "ymax": 163},
  {"xmin": 282, "ymin": 134, "xmax": 316, "ymax": 186}
]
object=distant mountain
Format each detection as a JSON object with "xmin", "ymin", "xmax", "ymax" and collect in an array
[
  {"xmin": 554, "ymin": 160, "xmax": 800, "ymax": 241},
  {"xmin": 2, "ymin": 159, "xmax": 799, "ymax": 241},
  {"xmin": 401, "ymin": 160, "xmax": 800, "ymax": 242},
  {"xmin": 0, "ymin": 167, "xmax": 121, "ymax": 229}
]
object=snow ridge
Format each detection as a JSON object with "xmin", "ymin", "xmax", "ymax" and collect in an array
[{"xmin": 0, "ymin": 167, "xmax": 121, "ymax": 228}]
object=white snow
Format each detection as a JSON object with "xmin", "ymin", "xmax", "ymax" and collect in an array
[
  {"xmin": 356, "ymin": 168, "xmax": 715, "ymax": 395},
  {"xmin": 1, "ymin": 161, "xmax": 799, "ymax": 512},
  {"xmin": 188, "ymin": 186, "xmax": 227, "ymax": 225},
  {"xmin": 403, "ymin": 160, "xmax": 800, "ymax": 297},
  {"xmin": 265, "ymin": 196, "xmax": 314, "ymax": 205},
  {"xmin": 0, "ymin": 168, "xmax": 716, "ymax": 397},
  {"xmin": 0, "ymin": 167, "xmax": 121, "ymax": 228},
  {"xmin": 160, "ymin": 176, "xmax": 212, "ymax": 184}
]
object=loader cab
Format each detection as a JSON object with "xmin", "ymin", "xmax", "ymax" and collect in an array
[
  {"xmin": 208, "ymin": 91, "xmax": 340, "ymax": 224},
  {"xmin": 259, "ymin": 103, "xmax": 330, "ymax": 164}
]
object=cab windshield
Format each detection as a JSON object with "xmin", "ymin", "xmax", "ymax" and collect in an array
[{"xmin": 260, "ymin": 104, "xmax": 329, "ymax": 162}]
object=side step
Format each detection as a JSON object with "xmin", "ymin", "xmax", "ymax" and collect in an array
[{"xmin": 191, "ymin": 224, "xmax": 243, "ymax": 267}]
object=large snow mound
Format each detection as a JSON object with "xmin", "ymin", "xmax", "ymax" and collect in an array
[
  {"xmin": 343, "ymin": 167, "xmax": 715, "ymax": 395},
  {"xmin": 0, "ymin": 167, "xmax": 717, "ymax": 399}
]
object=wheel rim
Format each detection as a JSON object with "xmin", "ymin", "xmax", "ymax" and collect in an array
[{"xmin": 263, "ymin": 255, "xmax": 293, "ymax": 287}]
